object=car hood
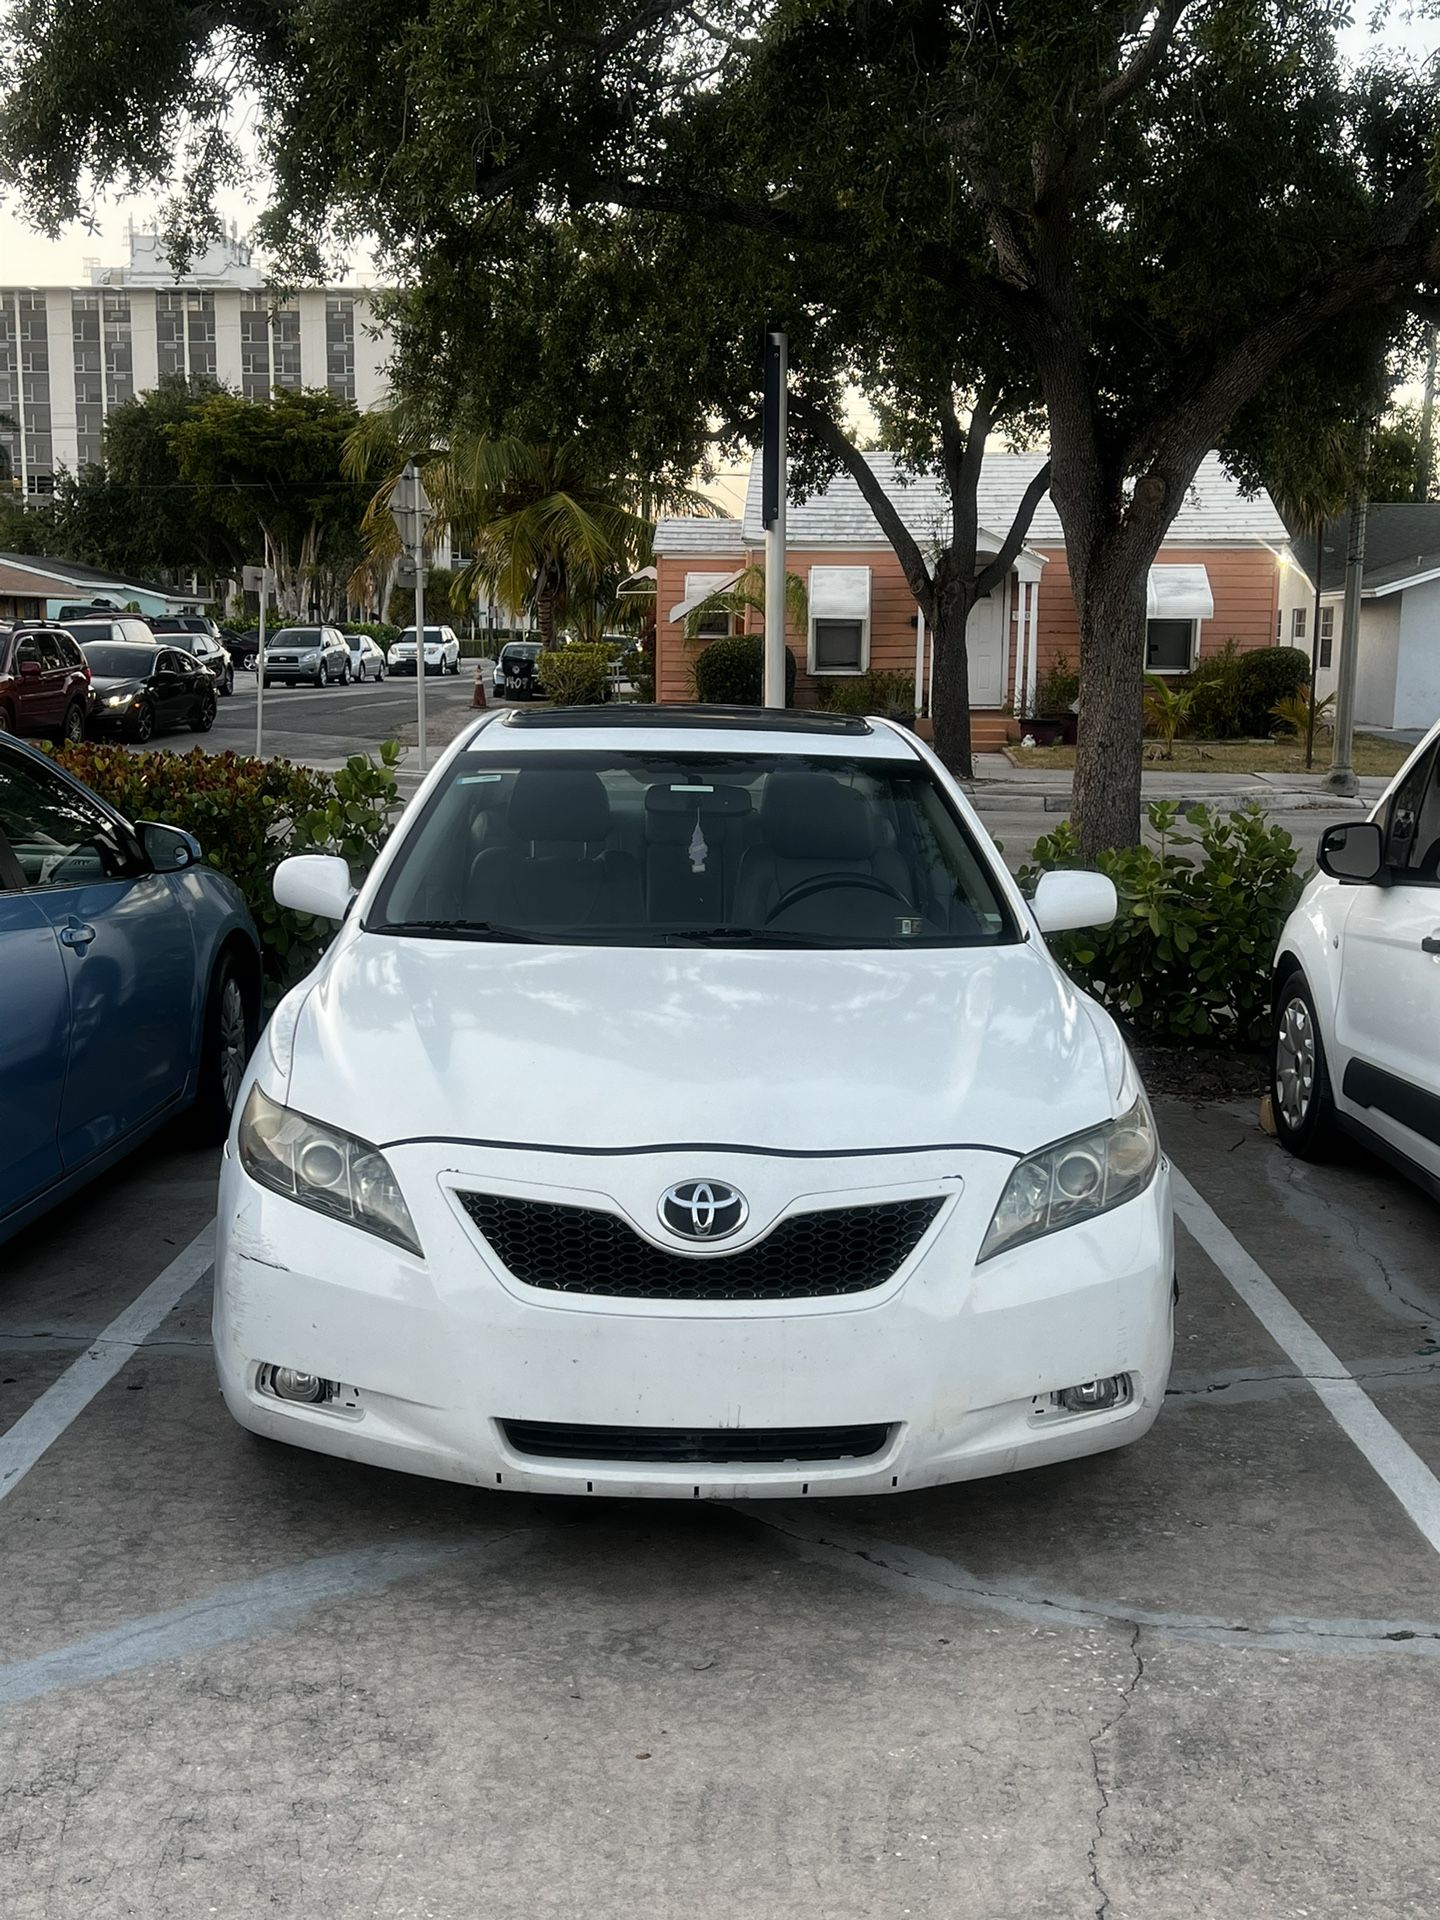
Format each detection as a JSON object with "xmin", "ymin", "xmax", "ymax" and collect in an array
[
  {"xmin": 91, "ymin": 674, "xmax": 145, "ymax": 694},
  {"xmin": 283, "ymin": 935, "xmax": 1119, "ymax": 1156}
]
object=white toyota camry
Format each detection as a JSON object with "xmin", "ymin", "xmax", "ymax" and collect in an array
[{"xmin": 214, "ymin": 706, "xmax": 1174, "ymax": 1498}]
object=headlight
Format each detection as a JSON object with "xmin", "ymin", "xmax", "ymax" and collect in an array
[
  {"xmin": 238, "ymin": 1084, "xmax": 422, "ymax": 1256},
  {"xmin": 979, "ymin": 1093, "xmax": 1159, "ymax": 1262},
  {"xmin": 104, "ymin": 692, "xmax": 132, "ymax": 707}
]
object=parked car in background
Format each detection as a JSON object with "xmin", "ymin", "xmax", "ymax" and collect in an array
[
  {"xmin": 0, "ymin": 732, "xmax": 261, "ymax": 1245},
  {"xmin": 54, "ymin": 613, "xmax": 156, "ymax": 650},
  {"xmin": 81, "ymin": 641, "xmax": 217, "ymax": 742},
  {"xmin": 0, "ymin": 624, "xmax": 92, "ymax": 742},
  {"xmin": 492, "ymin": 640, "xmax": 541, "ymax": 699},
  {"xmin": 147, "ymin": 615, "xmax": 235, "ymax": 697},
  {"xmin": 345, "ymin": 633, "xmax": 388, "ymax": 682},
  {"xmin": 223, "ymin": 628, "xmax": 262, "ymax": 670},
  {"xmin": 215, "ymin": 706, "xmax": 1171, "ymax": 1499},
  {"xmin": 262, "ymin": 626, "xmax": 353, "ymax": 688},
  {"xmin": 1272, "ymin": 716, "xmax": 1440, "ymax": 1202},
  {"xmin": 389, "ymin": 625, "xmax": 462, "ymax": 676}
]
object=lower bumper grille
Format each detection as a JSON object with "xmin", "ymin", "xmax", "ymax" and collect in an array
[
  {"xmin": 457, "ymin": 1192, "xmax": 943, "ymax": 1300},
  {"xmin": 500, "ymin": 1420, "xmax": 892, "ymax": 1465}
]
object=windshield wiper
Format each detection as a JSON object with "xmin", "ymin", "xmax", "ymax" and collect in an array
[
  {"xmin": 373, "ymin": 918, "xmax": 540, "ymax": 943},
  {"xmin": 661, "ymin": 926, "xmax": 838, "ymax": 948}
]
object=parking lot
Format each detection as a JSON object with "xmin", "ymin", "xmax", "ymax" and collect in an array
[
  {"xmin": 202, "ymin": 667, "xmax": 487, "ymax": 775},
  {"xmin": 3, "ymin": 1092, "xmax": 1439, "ymax": 1919}
]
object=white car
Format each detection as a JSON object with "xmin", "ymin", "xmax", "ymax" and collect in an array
[
  {"xmin": 214, "ymin": 707, "xmax": 1174, "ymax": 1499},
  {"xmin": 388, "ymin": 625, "xmax": 462, "ymax": 676},
  {"xmin": 1271, "ymin": 717, "xmax": 1440, "ymax": 1199},
  {"xmin": 344, "ymin": 632, "xmax": 388, "ymax": 682}
]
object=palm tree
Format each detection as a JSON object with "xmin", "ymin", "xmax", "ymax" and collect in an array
[
  {"xmin": 683, "ymin": 563, "xmax": 809, "ymax": 643},
  {"xmin": 345, "ymin": 413, "xmax": 718, "ymax": 648}
]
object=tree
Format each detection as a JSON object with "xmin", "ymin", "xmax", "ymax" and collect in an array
[
  {"xmin": 5, "ymin": 1, "xmax": 1440, "ymax": 847},
  {"xmin": 167, "ymin": 390, "xmax": 370, "ymax": 616}
]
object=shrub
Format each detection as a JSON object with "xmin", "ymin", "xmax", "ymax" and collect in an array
[
  {"xmin": 815, "ymin": 670, "xmax": 915, "ymax": 719},
  {"xmin": 692, "ymin": 633, "xmax": 798, "ymax": 705},
  {"xmin": 1271, "ymin": 688, "xmax": 1333, "ymax": 739},
  {"xmin": 537, "ymin": 642, "xmax": 612, "ymax": 705},
  {"xmin": 1234, "ymin": 646, "xmax": 1311, "ymax": 736},
  {"xmin": 343, "ymin": 620, "xmax": 402, "ymax": 648},
  {"xmin": 50, "ymin": 742, "xmax": 402, "ymax": 994},
  {"xmin": 1018, "ymin": 799, "xmax": 1303, "ymax": 1043},
  {"xmin": 1142, "ymin": 677, "xmax": 1195, "ymax": 758},
  {"xmin": 1035, "ymin": 652, "xmax": 1080, "ymax": 715},
  {"xmin": 1184, "ymin": 639, "xmax": 1247, "ymax": 740},
  {"xmin": 634, "ymin": 631, "xmax": 657, "ymax": 702}
]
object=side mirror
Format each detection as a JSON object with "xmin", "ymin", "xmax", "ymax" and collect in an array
[
  {"xmin": 1032, "ymin": 868, "xmax": 1118, "ymax": 934},
  {"xmin": 18, "ymin": 659, "xmax": 41, "ymax": 678},
  {"xmin": 140, "ymin": 822, "xmax": 201, "ymax": 872},
  {"xmin": 1317, "ymin": 819, "xmax": 1385, "ymax": 884},
  {"xmin": 274, "ymin": 853, "xmax": 355, "ymax": 920}
]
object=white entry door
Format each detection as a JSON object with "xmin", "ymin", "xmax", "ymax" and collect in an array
[{"xmin": 965, "ymin": 593, "xmax": 1006, "ymax": 708}]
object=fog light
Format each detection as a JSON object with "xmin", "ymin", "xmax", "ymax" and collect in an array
[
  {"xmin": 260, "ymin": 1364, "xmax": 331, "ymax": 1404},
  {"xmin": 1055, "ymin": 1375, "xmax": 1129, "ymax": 1414}
]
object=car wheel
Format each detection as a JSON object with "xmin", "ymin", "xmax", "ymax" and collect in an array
[
  {"xmin": 60, "ymin": 701, "xmax": 87, "ymax": 745},
  {"xmin": 194, "ymin": 952, "xmax": 258, "ymax": 1144},
  {"xmin": 377, "ymin": 663, "xmax": 386, "ymax": 681},
  {"xmin": 191, "ymin": 692, "xmax": 217, "ymax": 733},
  {"xmin": 0, "ymin": 706, "xmax": 13, "ymax": 733},
  {"xmin": 1271, "ymin": 968, "xmax": 1342, "ymax": 1160},
  {"xmin": 130, "ymin": 699, "xmax": 155, "ymax": 743},
  {"xmin": 221, "ymin": 665, "xmax": 234, "ymax": 697},
  {"xmin": 341, "ymin": 660, "xmax": 352, "ymax": 684},
  {"xmin": 314, "ymin": 664, "xmax": 326, "ymax": 687}
]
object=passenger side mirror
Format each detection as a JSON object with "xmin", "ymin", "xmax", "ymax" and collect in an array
[
  {"xmin": 274, "ymin": 853, "xmax": 355, "ymax": 920},
  {"xmin": 1031, "ymin": 869, "xmax": 1118, "ymax": 934},
  {"xmin": 1317, "ymin": 819, "xmax": 1385, "ymax": 884},
  {"xmin": 18, "ymin": 659, "xmax": 41, "ymax": 678},
  {"xmin": 140, "ymin": 822, "xmax": 201, "ymax": 872}
]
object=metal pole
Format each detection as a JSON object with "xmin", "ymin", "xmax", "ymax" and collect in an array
[
  {"xmin": 414, "ymin": 553, "xmax": 427, "ymax": 775},
  {"xmin": 1304, "ymin": 522, "xmax": 1322, "ymax": 772},
  {"xmin": 1325, "ymin": 425, "xmax": 1371, "ymax": 798},
  {"xmin": 254, "ymin": 549, "xmax": 269, "ymax": 759},
  {"xmin": 762, "ymin": 330, "xmax": 788, "ymax": 708}
]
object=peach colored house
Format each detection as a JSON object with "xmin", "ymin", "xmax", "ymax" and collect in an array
[{"xmin": 654, "ymin": 452, "xmax": 1293, "ymax": 743}]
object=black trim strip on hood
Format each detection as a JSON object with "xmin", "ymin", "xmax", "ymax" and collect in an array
[
  {"xmin": 1342, "ymin": 1059, "xmax": 1440, "ymax": 1150},
  {"xmin": 378, "ymin": 1136, "xmax": 1024, "ymax": 1160}
]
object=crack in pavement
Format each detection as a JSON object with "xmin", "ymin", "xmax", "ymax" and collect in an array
[
  {"xmin": 1165, "ymin": 1354, "xmax": 1440, "ymax": 1404},
  {"xmin": 740, "ymin": 1506, "xmax": 1440, "ymax": 1656},
  {"xmin": 1274, "ymin": 1156, "xmax": 1440, "ymax": 1330},
  {"xmin": 1086, "ymin": 1622, "xmax": 1144, "ymax": 1920}
]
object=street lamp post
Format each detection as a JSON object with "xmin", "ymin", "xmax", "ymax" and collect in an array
[{"xmin": 762, "ymin": 329, "xmax": 788, "ymax": 709}]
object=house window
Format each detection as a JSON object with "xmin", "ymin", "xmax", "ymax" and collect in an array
[
  {"xmin": 1291, "ymin": 606, "xmax": 1307, "ymax": 642},
  {"xmin": 1144, "ymin": 618, "xmax": 1196, "ymax": 674},
  {"xmin": 1317, "ymin": 606, "xmax": 1335, "ymax": 669},
  {"xmin": 682, "ymin": 571, "xmax": 739, "ymax": 637},
  {"xmin": 808, "ymin": 566, "xmax": 870, "ymax": 674}
]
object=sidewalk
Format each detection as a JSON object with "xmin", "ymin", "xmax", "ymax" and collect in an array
[{"xmin": 968, "ymin": 752, "xmax": 1386, "ymax": 814}]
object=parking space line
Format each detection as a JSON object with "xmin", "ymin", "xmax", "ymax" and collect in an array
[
  {"xmin": 1172, "ymin": 1168, "xmax": 1440, "ymax": 1556},
  {"xmin": 0, "ymin": 1222, "xmax": 215, "ymax": 1504}
]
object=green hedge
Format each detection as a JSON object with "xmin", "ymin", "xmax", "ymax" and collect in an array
[
  {"xmin": 51, "ymin": 742, "xmax": 402, "ymax": 996},
  {"xmin": 1183, "ymin": 642, "xmax": 1312, "ymax": 739},
  {"xmin": 1019, "ymin": 799, "xmax": 1303, "ymax": 1043},
  {"xmin": 692, "ymin": 633, "xmax": 798, "ymax": 705},
  {"xmin": 815, "ymin": 670, "xmax": 915, "ymax": 719},
  {"xmin": 538, "ymin": 643, "xmax": 612, "ymax": 706}
]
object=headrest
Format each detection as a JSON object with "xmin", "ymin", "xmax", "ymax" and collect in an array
[
  {"xmin": 759, "ymin": 772, "xmax": 878, "ymax": 860},
  {"xmin": 509, "ymin": 769, "xmax": 611, "ymax": 844}
]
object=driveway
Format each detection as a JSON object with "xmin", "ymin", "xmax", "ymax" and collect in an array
[{"xmin": 2, "ymin": 1095, "xmax": 1438, "ymax": 1918}]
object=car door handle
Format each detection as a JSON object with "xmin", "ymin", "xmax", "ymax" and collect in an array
[
  {"xmin": 58, "ymin": 922, "xmax": 96, "ymax": 951},
  {"xmin": 1423, "ymin": 934, "xmax": 1440, "ymax": 955}
]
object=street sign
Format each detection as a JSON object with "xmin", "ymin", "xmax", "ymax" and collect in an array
[{"xmin": 388, "ymin": 460, "xmax": 435, "ymax": 554}]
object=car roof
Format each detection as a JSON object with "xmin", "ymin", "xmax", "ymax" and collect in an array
[{"xmin": 463, "ymin": 705, "xmax": 922, "ymax": 761}]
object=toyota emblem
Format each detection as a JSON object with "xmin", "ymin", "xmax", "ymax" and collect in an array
[{"xmin": 658, "ymin": 1180, "xmax": 749, "ymax": 1242}]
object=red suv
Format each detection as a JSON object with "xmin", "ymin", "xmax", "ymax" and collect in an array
[{"xmin": 0, "ymin": 624, "xmax": 93, "ymax": 742}]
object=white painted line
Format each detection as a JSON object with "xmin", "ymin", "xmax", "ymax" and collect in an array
[
  {"xmin": 0, "ymin": 1222, "xmax": 215, "ymax": 1503},
  {"xmin": 1172, "ymin": 1167, "xmax": 1440, "ymax": 1556}
]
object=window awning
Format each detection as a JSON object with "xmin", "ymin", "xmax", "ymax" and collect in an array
[
  {"xmin": 668, "ymin": 570, "xmax": 742, "ymax": 622},
  {"xmin": 808, "ymin": 565, "xmax": 871, "ymax": 618},
  {"xmin": 1147, "ymin": 564, "xmax": 1213, "ymax": 621}
]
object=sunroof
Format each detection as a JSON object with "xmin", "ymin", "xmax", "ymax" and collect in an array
[{"xmin": 500, "ymin": 704, "xmax": 872, "ymax": 735}]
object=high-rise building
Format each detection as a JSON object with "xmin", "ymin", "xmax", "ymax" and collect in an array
[{"xmin": 0, "ymin": 225, "xmax": 391, "ymax": 495}]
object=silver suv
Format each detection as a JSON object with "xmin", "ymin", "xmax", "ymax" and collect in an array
[{"xmin": 261, "ymin": 626, "xmax": 353, "ymax": 688}]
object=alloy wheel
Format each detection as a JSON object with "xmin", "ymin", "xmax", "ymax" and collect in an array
[
  {"xmin": 217, "ymin": 976, "xmax": 248, "ymax": 1115},
  {"xmin": 1275, "ymin": 996, "xmax": 1316, "ymax": 1133},
  {"xmin": 64, "ymin": 704, "xmax": 86, "ymax": 743}
]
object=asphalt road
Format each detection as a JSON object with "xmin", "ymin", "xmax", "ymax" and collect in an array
[
  {"xmin": 202, "ymin": 664, "xmax": 489, "ymax": 772},
  {"xmin": 3, "ymin": 1098, "xmax": 1439, "ymax": 1918}
]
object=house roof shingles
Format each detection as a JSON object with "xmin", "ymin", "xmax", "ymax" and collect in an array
[{"xmin": 1280, "ymin": 502, "xmax": 1440, "ymax": 597}]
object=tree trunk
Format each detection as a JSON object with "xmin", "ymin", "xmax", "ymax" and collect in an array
[
  {"xmin": 536, "ymin": 590, "xmax": 558, "ymax": 650},
  {"xmin": 929, "ymin": 574, "xmax": 977, "ymax": 780},
  {"xmin": 1069, "ymin": 555, "xmax": 1150, "ymax": 860}
]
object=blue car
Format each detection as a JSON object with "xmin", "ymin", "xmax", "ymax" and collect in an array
[{"xmin": 0, "ymin": 735, "xmax": 261, "ymax": 1243}]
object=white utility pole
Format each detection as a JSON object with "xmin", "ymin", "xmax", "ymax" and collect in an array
[
  {"xmin": 762, "ymin": 330, "xmax": 788, "ymax": 708},
  {"xmin": 254, "ymin": 545, "xmax": 269, "ymax": 759},
  {"xmin": 388, "ymin": 461, "xmax": 435, "ymax": 773}
]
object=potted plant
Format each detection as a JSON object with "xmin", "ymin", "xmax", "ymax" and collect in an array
[{"xmin": 1020, "ymin": 653, "xmax": 1080, "ymax": 746}]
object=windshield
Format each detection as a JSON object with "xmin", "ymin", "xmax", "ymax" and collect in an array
[
  {"xmin": 368, "ymin": 750, "xmax": 1016, "ymax": 948},
  {"xmin": 271, "ymin": 628, "xmax": 322, "ymax": 645},
  {"xmin": 501, "ymin": 646, "xmax": 539, "ymax": 664},
  {"xmin": 81, "ymin": 644, "xmax": 157, "ymax": 677},
  {"xmin": 399, "ymin": 628, "xmax": 445, "ymax": 644}
]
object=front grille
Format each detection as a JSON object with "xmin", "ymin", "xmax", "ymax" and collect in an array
[
  {"xmin": 500, "ymin": 1420, "xmax": 892, "ymax": 1464},
  {"xmin": 457, "ymin": 1192, "xmax": 943, "ymax": 1300}
]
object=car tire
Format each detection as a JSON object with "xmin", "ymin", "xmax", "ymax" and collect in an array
[
  {"xmin": 193, "ymin": 951, "xmax": 258, "ymax": 1144},
  {"xmin": 130, "ymin": 699, "xmax": 156, "ymax": 743},
  {"xmin": 191, "ymin": 693, "xmax": 217, "ymax": 733},
  {"xmin": 0, "ymin": 706, "xmax": 13, "ymax": 733},
  {"xmin": 377, "ymin": 663, "xmax": 386, "ymax": 681},
  {"xmin": 314, "ymin": 664, "xmax": 326, "ymax": 688},
  {"xmin": 221, "ymin": 665, "xmax": 234, "ymax": 697},
  {"xmin": 59, "ymin": 701, "xmax": 87, "ymax": 745},
  {"xmin": 1271, "ymin": 968, "xmax": 1343, "ymax": 1161}
]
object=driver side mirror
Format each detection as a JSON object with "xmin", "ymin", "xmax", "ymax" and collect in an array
[
  {"xmin": 18, "ymin": 659, "xmax": 41, "ymax": 678},
  {"xmin": 140, "ymin": 822, "xmax": 201, "ymax": 872},
  {"xmin": 1031, "ymin": 868, "xmax": 1118, "ymax": 934},
  {"xmin": 1317, "ymin": 819, "xmax": 1385, "ymax": 884}
]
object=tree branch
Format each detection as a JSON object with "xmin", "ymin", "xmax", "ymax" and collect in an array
[
  {"xmin": 1094, "ymin": 0, "xmax": 1190, "ymax": 118},
  {"xmin": 975, "ymin": 458, "xmax": 1052, "ymax": 597},
  {"xmin": 789, "ymin": 397, "xmax": 936, "ymax": 618}
]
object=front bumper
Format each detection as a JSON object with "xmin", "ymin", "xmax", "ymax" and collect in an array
[{"xmin": 214, "ymin": 1137, "xmax": 1174, "ymax": 1499}]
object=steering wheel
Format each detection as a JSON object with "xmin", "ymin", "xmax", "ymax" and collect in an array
[{"xmin": 762, "ymin": 872, "xmax": 913, "ymax": 925}]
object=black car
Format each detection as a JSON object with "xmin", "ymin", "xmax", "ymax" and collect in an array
[
  {"xmin": 81, "ymin": 642, "xmax": 217, "ymax": 742},
  {"xmin": 223, "ymin": 627, "xmax": 262, "ymax": 669},
  {"xmin": 146, "ymin": 616, "xmax": 235, "ymax": 697},
  {"xmin": 494, "ymin": 641, "xmax": 542, "ymax": 699}
]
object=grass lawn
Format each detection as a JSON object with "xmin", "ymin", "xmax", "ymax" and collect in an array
[{"xmin": 1006, "ymin": 734, "xmax": 1412, "ymax": 777}]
